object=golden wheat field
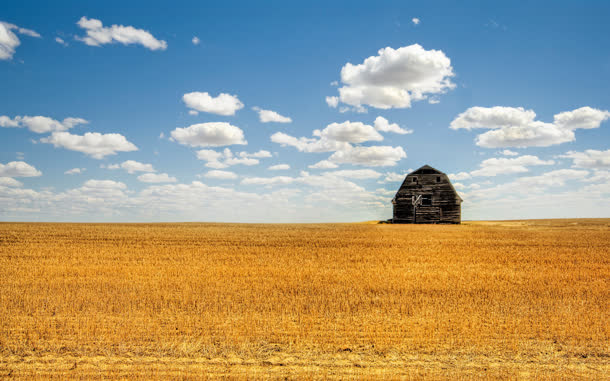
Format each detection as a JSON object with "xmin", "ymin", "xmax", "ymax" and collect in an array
[{"xmin": 0, "ymin": 219, "xmax": 608, "ymax": 378}]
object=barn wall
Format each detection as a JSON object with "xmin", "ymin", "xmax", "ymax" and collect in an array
[{"xmin": 392, "ymin": 171, "xmax": 461, "ymax": 224}]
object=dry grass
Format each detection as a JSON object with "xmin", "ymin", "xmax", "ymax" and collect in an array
[{"xmin": 0, "ymin": 220, "xmax": 608, "ymax": 378}]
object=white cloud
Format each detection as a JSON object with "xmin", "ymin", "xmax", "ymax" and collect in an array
[
  {"xmin": 55, "ymin": 37, "xmax": 68, "ymax": 46},
  {"xmin": 269, "ymin": 164, "xmax": 290, "ymax": 170},
  {"xmin": 0, "ymin": 116, "xmax": 20, "ymax": 127},
  {"xmin": 75, "ymin": 16, "xmax": 167, "ymax": 50},
  {"xmin": 317, "ymin": 121, "xmax": 383, "ymax": 143},
  {"xmin": 41, "ymin": 131, "xmax": 138, "ymax": 159},
  {"xmin": 224, "ymin": 156, "xmax": 258, "ymax": 166},
  {"xmin": 196, "ymin": 149, "xmax": 223, "ymax": 163},
  {"xmin": 188, "ymin": 110, "xmax": 199, "ymax": 116},
  {"xmin": 373, "ymin": 116, "xmax": 412, "ymax": 134},
  {"xmin": 554, "ymin": 107, "xmax": 610, "ymax": 130},
  {"xmin": 560, "ymin": 149, "xmax": 610, "ymax": 169},
  {"xmin": 192, "ymin": 36, "xmax": 200, "ymax": 45},
  {"xmin": 270, "ymin": 132, "xmax": 350, "ymax": 153},
  {"xmin": 171, "ymin": 122, "xmax": 246, "ymax": 147},
  {"xmin": 239, "ymin": 150, "xmax": 272, "ymax": 158},
  {"xmin": 0, "ymin": 161, "xmax": 41, "ymax": 177},
  {"xmin": 203, "ymin": 170, "xmax": 238, "ymax": 179},
  {"xmin": 324, "ymin": 169, "xmax": 381, "ymax": 179},
  {"xmin": 330, "ymin": 81, "xmax": 339, "ymax": 87},
  {"xmin": 450, "ymin": 106, "xmax": 610, "ymax": 148},
  {"xmin": 64, "ymin": 168, "xmax": 85, "ymax": 175},
  {"xmin": 334, "ymin": 44, "xmax": 455, "ymax": 109},
  {"xmin": 412, "ymin": 18, "xmax": 420, "ymax": 25},
  {"xmin": 108, "ymin": 160, "xmax": 155, "ymax": 174},
  {"xmin": 0, "ymin": 177, "xmax": 23, "ymax": 187},
  {"xmin": 0, "ymin": 115, "xmax": 88, "ymax": 133},
  {"xmin": 308, "ymin": 160, "xmax": 338, "ymax": 169},
  {"xmin": 252, "ymin": 107, "xmax": 292, "ymax": 123},
  {"xmin": 469, "ymin": 155, "xmax": 555, "ymax": 177},
  {"xmin": 241, "ymin": 176, "xmax": 296, "ymax": 186},
  {"xmin": 500, "ymin": 149, "xmax": 518, "ymax": 156},
  {"xmin": 448, "ymin": 172, "xmax": 471, "ymax": 181},
  {"xmin": 328, "ymin": 145, "xmax": 406, "ymax": 167},
  {"xmin": 137, "ymin": 173, "xmax": 177, "ymax": 183},
  {"xmin": 196, "ymin": 148, "xmax": 265, "ymax": 168},
  {"xmin": 182, "ymin": 92, "xmax": 244, "ymax": 116},
  {"xmin": 0, "ymin": 21, "xmax": 40, "ymax": 60},
  {"xmin": 383, "ymin": 171, "xmax": 410, "ymax": 182},
  {"xmin": 326, "ymin": 96, "xmax": 339, "ymax": 108},
  {"xmin": 83, "ymin": 179, "xmax": 127, "ymax": 189}
]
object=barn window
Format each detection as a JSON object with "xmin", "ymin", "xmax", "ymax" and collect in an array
[
  {"xmin": 421, "ymin": 195, "xmax": 432, "ymax": 206},
  {"xmin": 412, "ymin": 177, "xmax": 417, "ymax": 183},
  {"xmin": 436, "ymin": 176, "xmax": 441, "ymax": 183}
]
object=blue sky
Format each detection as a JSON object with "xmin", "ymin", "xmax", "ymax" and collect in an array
[{"xmin": 1, "ymin": 0, "xmax": 609, "ymax": 222}]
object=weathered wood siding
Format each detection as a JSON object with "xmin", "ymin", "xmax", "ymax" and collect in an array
[{"xmin": 392, "ymin": 166, "xmax": 462, "ymax": 224}]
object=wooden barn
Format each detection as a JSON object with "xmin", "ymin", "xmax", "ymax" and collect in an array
[{"xmin": 392, "ymin": 165, "xmax": 462, "ymax": 224}]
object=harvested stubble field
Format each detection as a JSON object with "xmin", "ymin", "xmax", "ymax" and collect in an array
[{"xmin": 0, "ymin": 219, "xmax": 608, "ymax": 378}]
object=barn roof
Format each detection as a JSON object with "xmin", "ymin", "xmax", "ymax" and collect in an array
[
  {"xmin": 398, "ymin": 164, "xmax": 463, "ymax": 202},
  {"xmin": 409, "ymin": 164, "xmax": 444, "ymax": 175}
]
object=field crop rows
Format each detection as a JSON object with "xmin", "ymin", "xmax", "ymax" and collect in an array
[{"xmin": 0, "ymin": 220, "xmax": 608, "ymax": 378}]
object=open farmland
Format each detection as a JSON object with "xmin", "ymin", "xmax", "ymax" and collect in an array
[{"xmin": 0, "ymin": 220, "xmax": 608, "ymax": 378}]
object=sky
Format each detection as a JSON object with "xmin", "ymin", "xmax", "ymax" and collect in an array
[{"xmin": 1, "ymin": 0, "xmax": 609, "ymax": 222}]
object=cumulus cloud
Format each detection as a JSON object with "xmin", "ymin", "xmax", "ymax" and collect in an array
[
  {"xmin": 272, "ymin": 119, "xmax": 406, "ymax": 168},
  {"xmin": 333, "ymin": 44, "xmax": 455, "ymax": 109},
  {"xmin": 41, "ymin": 131, "xmax": 138, "ymax": 159},
  {"xmin": 137, "ymin": 173, "xmax": 177, "ymax": 183},
  {"xmin": 192, "ymin": 36, "xmax": 200, "ymax": 45},
  {"xmin": 241, "ymin": 170, "xmax": 372, "ymax": 191},
  {"xmin": 0, "ymin": 115, "xmax": 88, "ymax": 133},
  {"xmin": 328, "ymin": 145, "xmax": 406, "ymax": 167},
  {"xmin": 382, "ymin": 171, "xmax": 411, "ymax": 182},
  {"xmin": 324, "ymin": 169, "xmax": 381, "ymax": 179},
  {"xmin": 317, "ymin": 121, "xmax": 383, "ymax": 143},
  {"xmin": 308, "ymin": 160, "xmax": 338, "ymax": 169},
  {"xmin": 203, "ymin": 170, "xmax": 238, "ymax": 179},
  {"xmin": 239, "ymin": 150, "xmax": 272, "ymax": 158},
  {"xmin": 0, "ymin": 21, "xmax": 41, "ymax": 60},
  {"xmin": 0, "ymin": 177, "xmax": 22, "ymax": 187},
  {"xmin": 450, "ymin": 106, "xmax": 610, "ymax": 148},
  {"xmin": 271, "ymin": 120, "xmax": 384, "ymax": 155},
  {"xmin": 196, "ymin": 148, "xmax": 266, "ymax": 168},
  {"xmin": 271, "ymin": 132, "xmax": 350, "ymax": 153},
  {"xmin": 75, "ymin": 16, "xmax": 167, "ymax": 50},
  {"xmin": 83, "ymin": 179, "xmax": 126, "ymax": 189},
  {"xmin": 171, "ymin": 122, "xmax": 247, "ymax": 147},
  {"xmin": 0, "ymin": 161, "xmax": 42, "ymax": 177},
  {"xmin": 554, "ymin": 107, "xmax": 610, "ymax": 130},
  {"xmin": 182, "ymin": 92, "xmax": 244, "ymax": 116},
  {"xmin": 107, "ymin": 160, "xmax": 155, "ymax": 174},
  {"xmin": 560, "ymin": 149, "xmax": 610, "ymax": 169},
  {"xmin": 373, "ymin": 116, "xmax": 412, "ymax": 134},
  {"xmin": 241, "ymin": 176, "xmax": 296, "ymax": 186},
  {"xmin": 469, "ymin": 155, "xmax": 554, "ymax": 177},
  {"xmin": 326, "ymin": 96, "xmax": 339, "ymax": 108},
  {"xmin": 269, "ymin": 164, "xmax": 290, "ymax": 170},
  {"xmin": 252, "ymin": 107, "xmax": 292, "ymax": 123},
  {"xmin": 64, "ymin": 167, "xmax": 85, "ymax": 175},
  {"xmin": 448, "ymin": 172, "xmax": 472, "ymax": 181}
]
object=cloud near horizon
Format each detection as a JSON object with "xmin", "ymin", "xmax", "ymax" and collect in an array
[{"xmin": 450, "ymin": 106, "xmax": 610, "ymax": 148}]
